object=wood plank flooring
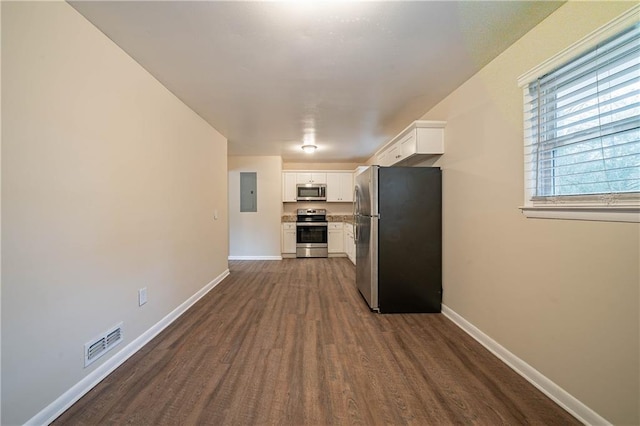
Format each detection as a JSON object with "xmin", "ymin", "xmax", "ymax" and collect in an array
[{"xmin": 54, "ymin": 259, "xmax": 579, "ymax": 425}]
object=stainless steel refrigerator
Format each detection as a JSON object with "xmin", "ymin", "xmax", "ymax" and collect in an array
[{"xmin": 354, "ymin": 166, "xmax": 442, "ymax": 313}]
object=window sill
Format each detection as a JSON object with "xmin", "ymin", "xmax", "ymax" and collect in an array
[{"xmin": 520, "ymin": 206, "xmax": 640, "ymax": 223}]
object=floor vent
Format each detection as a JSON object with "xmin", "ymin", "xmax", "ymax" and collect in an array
[{"xmin": 84, "ymin": 323, "xmax": 123, "ymax": 368}]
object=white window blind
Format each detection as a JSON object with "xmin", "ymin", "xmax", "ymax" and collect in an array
[{"xmin": 523, "ymin": 22, "xmax": 640, "ymax": 203}]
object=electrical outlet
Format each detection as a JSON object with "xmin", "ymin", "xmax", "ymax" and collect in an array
[{"xmin": 138, "ymin": 287, "xmax": 148, "ymax": 306}]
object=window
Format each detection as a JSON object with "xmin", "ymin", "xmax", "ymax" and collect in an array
[{"xmin": 519, "ymin": 8, "xmax": 639, "ymax": 222}]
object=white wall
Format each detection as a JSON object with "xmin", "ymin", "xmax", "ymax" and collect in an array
[
  {"xmin": 416, "ymin": 2, "xmax": 639, "ymax": 424},
  {"xmin": 228, "ymin": 156, "xmax": 282, "ymax": 259},
  {"xmin": 1, "ymin": 2, "xmax": 229, "ymax": 424}
]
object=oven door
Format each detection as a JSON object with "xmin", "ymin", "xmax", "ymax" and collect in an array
[{"xmin": 296, "ymin": 223, "xmax": 328, "ymax": 258}]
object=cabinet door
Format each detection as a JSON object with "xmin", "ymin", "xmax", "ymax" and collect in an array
[
  {"xmin": 296, "ymin": 172, "xmax": 312, "ymax": 184},
  {"xmin": 311, "ymin": 173, "xmax": 327, "ymax": 184},
  {"xmin": 328, "ymin": 224, "xmax": 344, "ymax": 253},
  {"xmin": 400, "ymin": 131, "xmax": 417, "ymax": 158},
  {"xmin": 343, "ymin": 224, "xmax": 351, "ymax": 258},
  {"xmin": 349, "ymin": 233, "xmax": 356, "ymax": 263},
  {"xmin": 341, "ymin": 173, "xmax": 354, "ymax": 202},
  {"xmin": 415, "ymin": 128, "xmax": 444, "ymax": 154},
  {"xmin": 379, "ymin": 148, "xmax": 396, "ymax": 167},
  {"xmin": 344, "ymin": 224, "xmax": 355, "ymax": 264},
  {"xmin": 282, "ymin": 172, "xmax": 297, "ymax": 202},
  {"xmin": 328, "ymin": 230, "xmax": 341, "ymax": 253},
  {"xmin": 282, "ymin": 223, "xmax": 296, "ymax": 253},
  {"xmin": 296, "ymin": 172, "xmax": 327, "ymax": 184},
  {"xmin": 326, "ymin": 173, "xmax": 341, "ymax": 202},
  {"xmin": 382, "ymin": 145, "xmax": 402, "ymax": 166},
  {"xmin": 326, "ymin": 172, "xmax": 353, "ymax": 202},
  {"xmin": 376, "ymin": 150, "xmax": 388, "ymax": 166}
]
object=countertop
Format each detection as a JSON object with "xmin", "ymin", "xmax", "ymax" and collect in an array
[{"xmin": 282, "ymin": 214, "xmax": 353, "ymax": 224}]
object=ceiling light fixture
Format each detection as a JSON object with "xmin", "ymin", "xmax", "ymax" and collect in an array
[{"xmin": 301, "ymin": 144, "xmax": 317, "ymax": 154}]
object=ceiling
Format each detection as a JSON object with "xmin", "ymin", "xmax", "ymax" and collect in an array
[{"xmin": 69, "ymin": 1, "xmax": 564, "ymax": 163}]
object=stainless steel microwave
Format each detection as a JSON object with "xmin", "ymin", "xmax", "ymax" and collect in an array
[{"xmin": 296, "ymin": 184, "xmax": 327, "ymax": 201}]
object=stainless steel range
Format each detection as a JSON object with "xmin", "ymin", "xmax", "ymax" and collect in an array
[{"xmin": 296, "ymin": 209, "xmax": 328, "ymax": 258}]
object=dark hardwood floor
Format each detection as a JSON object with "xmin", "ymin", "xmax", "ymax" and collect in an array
[{"xmin": 54, "ymin": 259, "xmax": 579, "ymax": 425}]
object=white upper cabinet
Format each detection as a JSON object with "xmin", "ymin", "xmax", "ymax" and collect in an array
[
  {"xmin": 326, "ymin": 172, "xmax": 354, "ymax": 202},
  {"xmin": 341, "ymin": 173, "xmax": 354, "ymax": 202},
  {"xmin": 376, "ymin": 120, "xmax": 445, "ymax": 166},
  {"xmin": 282, "ymin": 172, "xmax": 297, "ymax": 202},
  {"xmin": 296, "ymin": 172, "xmax": 327, "ymax": 184},
  {"xmin": 283, "ymin": 170, "xmax": 353, "ymax": 202},
  {"xmin": 283, "ymin": 172, "xmax": 327, "ymax": 202},
  {"xmin": 378, "ymin": 144, "xmax": 401, "ymax": 166}
]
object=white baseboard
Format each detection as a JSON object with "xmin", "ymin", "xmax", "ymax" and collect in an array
[
  {"xmin": 228, "ymin": 255, "xmax": 282, "ymax": 260},
  {"xmin": 441, "ymin": 305, "xmax": 610, "ymax": 426},
  {"xmin": 27, "ymin": 268, "xmax": 230, "ymax": 426}
]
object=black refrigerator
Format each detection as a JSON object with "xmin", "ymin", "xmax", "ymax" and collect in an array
[{"xmin": 354, "ymin": 166, "xmax": 442, "ymax": 313}]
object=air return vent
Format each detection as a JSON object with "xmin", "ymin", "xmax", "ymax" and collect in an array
[{"xmin": 84, "ymin": 322, "xmax": 123, "ymax": 368}]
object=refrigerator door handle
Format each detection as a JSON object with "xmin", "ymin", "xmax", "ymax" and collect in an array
[
  {"xmin": 353, "ymin": 186, "xmax": 360, "ymax": 243},
  {"xmin": 353, "ymin": 187, "xmax": 359, "ymax": 216},
  {"xmin": 354, "ymin": 220, "xmax": 359, "ymax": 242},
  {"xmin": 353, "ymin": 186, "xmax": 359, "ymax": 242}
]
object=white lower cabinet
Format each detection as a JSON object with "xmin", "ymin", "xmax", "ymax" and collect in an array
[
  {"xmin": 344, "ymin": 223, "xmax": 356, "ymax": 264},
  {"xmin": 328, "ymin": 222, "xmax": 344, "ymax": 254},
  {"xmin": 282, "ymin": 223, "xmax": 296, "ymax": 254}
]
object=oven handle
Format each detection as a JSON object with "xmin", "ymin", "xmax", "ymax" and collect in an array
[{"xmin": 296, "ymin": 222, "xmax": 328, "ymax": 227}]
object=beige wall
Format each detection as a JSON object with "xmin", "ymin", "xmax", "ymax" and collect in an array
[
  {"xmin": 0, "ymin": 2, "xmax": 3, "ymax": 422},
  {"xmin": 228, "ymin": 156, "xmax": 282, "ymax": 258},
  {"xmin": 417, "ymin": 2, "xmax": 639, "ymax": 424},
  {"xmin": 1, "ymin": 2, "xmax": 229, "ymax": 424}
]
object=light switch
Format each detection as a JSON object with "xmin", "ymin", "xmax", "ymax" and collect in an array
[{"xmin": 138, "ymin": 287, "xmax": 148, "ymax": 306}]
